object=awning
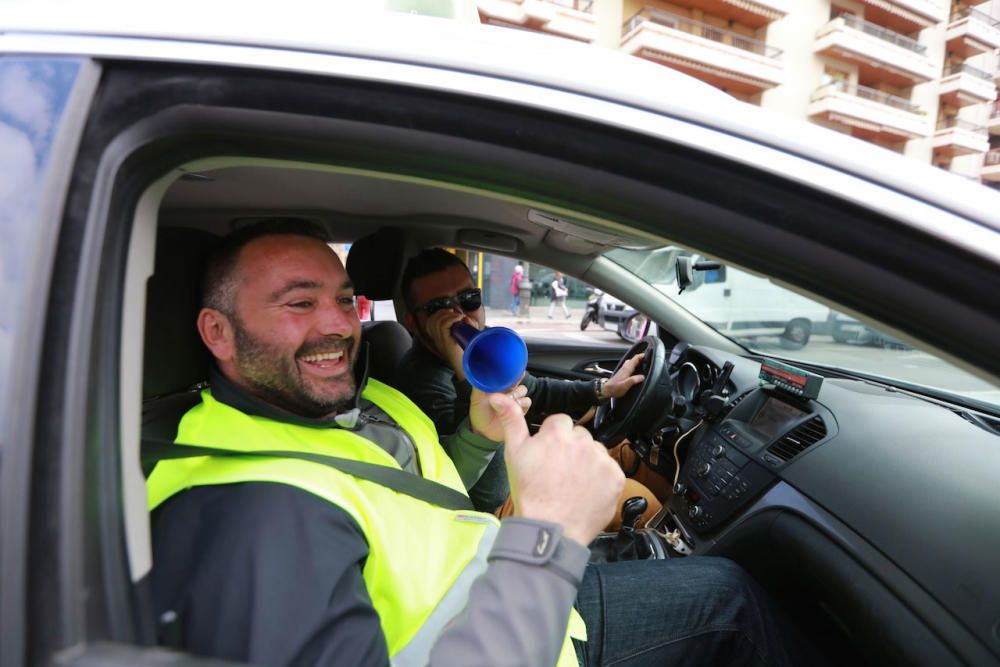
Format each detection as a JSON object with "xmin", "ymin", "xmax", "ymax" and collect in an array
[
  {"xmin": 828, "ymin": 112, "xmax": 884, "ymax": 133},
  {"xmin": 722, "ymin": 0, "xmax": 784, "ymax": 22},
  {"xmin": 827, "ymin": 112, "xmax": 918, "ymax": 139},
  {"xmin": 861, "ymin": 0, "xmax": 938, "ymax": 28},
  {"xmin": 638, "ymin": 49, "xmax": 775, "ymax": 90}
]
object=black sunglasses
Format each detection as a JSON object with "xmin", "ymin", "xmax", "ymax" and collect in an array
[{"xmin": 413, "ymin": 288, "xmax": 483, "ymax": 315}]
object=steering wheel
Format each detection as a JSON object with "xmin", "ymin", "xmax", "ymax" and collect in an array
[{"xmin": 592, "ymin": 336, "xmax": 673, "ymax": 446}]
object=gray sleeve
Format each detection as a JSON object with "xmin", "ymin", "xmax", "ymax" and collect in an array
[
  {"xmin": 430, "ymin": 518, "xmax": 590, "ymax": 667},
  {"xmin": 439, "ymin": 418, "xmax": 500, "ymax": 490}
]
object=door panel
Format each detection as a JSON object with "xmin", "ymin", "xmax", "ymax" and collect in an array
[{"xmin": 525, "ymin": 340, "xmax": 630, "ymax": 381}]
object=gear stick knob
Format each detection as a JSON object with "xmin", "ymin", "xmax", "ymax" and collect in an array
[{"xmin": 620, "ymin": 496, "xmax": 647, "ymax": 533}]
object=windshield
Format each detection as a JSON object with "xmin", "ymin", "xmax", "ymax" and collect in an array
[{"xmin": 606, "ymin": 246, "xmax": 1000, "ymax": 412}]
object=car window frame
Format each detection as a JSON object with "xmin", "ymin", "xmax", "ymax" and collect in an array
[{"xmin": 15, "ymin": 46, "xmax": 1000, "ymax": 665}]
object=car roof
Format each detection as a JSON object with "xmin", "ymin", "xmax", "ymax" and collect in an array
[{"xmin": 3, "ymin": 0, "xmax": 1000, "ymax": 232}]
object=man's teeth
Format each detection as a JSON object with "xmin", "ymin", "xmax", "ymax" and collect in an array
[{"xmin": 301, "ymin": 351, "xmax": 344, "ymax": 363}]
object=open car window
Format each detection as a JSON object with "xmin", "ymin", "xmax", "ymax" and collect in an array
[{"xmin": 606, "ymin": 246, "xmax": 1000, "ymax": 412}]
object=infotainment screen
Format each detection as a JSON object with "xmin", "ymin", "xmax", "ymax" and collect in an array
[{"xmin": 749, "ymin": 397, "xmax": 807, "ymax": 441}]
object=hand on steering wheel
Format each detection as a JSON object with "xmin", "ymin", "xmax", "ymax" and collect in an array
[{"xmin": 591, "ymin": 336, "xmax": 673, "ymax": 447}]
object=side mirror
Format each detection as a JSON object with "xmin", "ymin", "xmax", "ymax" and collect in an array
[
  {"xmin": 676, "ymin": 256, "xmax": 723, "ymax": 294},
  {"xmin": 620, "ymin": 313, "xmax": 650, "ymax": 343},
  {"xmin": 675, "ymin": 256, "xmax": 694, "ymax": 293}
]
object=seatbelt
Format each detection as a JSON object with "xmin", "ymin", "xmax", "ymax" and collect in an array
[{"xmin": 142, "ymin": 438, "xmax": 475, "ymax": 512}]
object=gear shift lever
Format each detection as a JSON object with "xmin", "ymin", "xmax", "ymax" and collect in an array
[
  {"xmin": 611, "ymin": 496, "xmax": 648, "ymax": 561},
  {"xmin": 620, "ymin": 496, "xmax": 647, "ymax": 533}
]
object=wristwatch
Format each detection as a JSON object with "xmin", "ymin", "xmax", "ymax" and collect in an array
[{"xmin": 594, "ymin": 377, "xmax": 609, "ymax": 402}]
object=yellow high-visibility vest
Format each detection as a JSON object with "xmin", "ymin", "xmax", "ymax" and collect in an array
[{"xmin": 147, "ymin": 379, "xmax": 585, "ymax": 666}]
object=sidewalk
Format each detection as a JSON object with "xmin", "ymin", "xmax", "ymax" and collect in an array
[{"xmin": 487, "ymin": 304, "xmax": 582, "ymax": 330}]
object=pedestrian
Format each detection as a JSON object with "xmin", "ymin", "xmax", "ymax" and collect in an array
[
  {"xmin": 548, "ymin": 271, "xmax": 571, "ymax": 319},
  {"xmin": 509, "ymin": 263, "xmax": 523, "ymax": 315}
]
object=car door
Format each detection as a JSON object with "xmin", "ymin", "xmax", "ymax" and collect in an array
[
  {"xmin": 492, "ymin": 257, "xmax": 635, "ymax": 385},
  {"xmin": 5, "ymin": 19, "xmax": 1000, "ymax": 667},
  {"xmin": 0, "ymin": 55, "xmax": 103, "ymax": 667}
]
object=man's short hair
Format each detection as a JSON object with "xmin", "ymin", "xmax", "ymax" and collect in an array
[
  {"xmin": 399, "ymin": 248, "xmax": 471, "ymax": 311},
  {"xmin": 201, "ymin": 219, "xmax": 331, "ymax": 315}
]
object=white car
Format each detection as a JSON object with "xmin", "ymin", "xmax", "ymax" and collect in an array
[{"xmin": 2, "ymin": 4, "xmax": 999, "ymax": 667}]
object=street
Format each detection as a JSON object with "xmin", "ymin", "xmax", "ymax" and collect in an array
[{"xmin": 485, "ymin": 306, "xmax": 1000, "ymax": 406}]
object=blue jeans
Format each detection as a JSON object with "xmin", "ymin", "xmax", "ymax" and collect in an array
[
  {"xmin": 574, "ymin": 557, "xmax": 805, "ymax": 667},
  {"xmin": 511, "ymin": 293, "xmax": 521, "ymax": 315}
]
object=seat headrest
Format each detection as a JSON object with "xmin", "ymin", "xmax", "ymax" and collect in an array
[
  {"xmin": 144, "ymin": 227, "xmax": 412, "ymax": 400},
  {"xmin": 362, "ymin": 320, "xmax": 413, "ymax": 385},
  {"xmin": 346, "ymin": 227, "xmax": 405, "ymax": 301},
  {"xmin": 143, "ymin": 228, "xmax": 219, "ymax": 399}
]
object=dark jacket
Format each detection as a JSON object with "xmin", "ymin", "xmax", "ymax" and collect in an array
[{"xmin": 393, "ymin": 339, "xmax": 596, "ymax": 511}]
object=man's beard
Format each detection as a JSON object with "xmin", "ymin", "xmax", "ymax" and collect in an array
[{"xmin": 231, "ymin": 315, "xmax": 357, "ymax": 419}]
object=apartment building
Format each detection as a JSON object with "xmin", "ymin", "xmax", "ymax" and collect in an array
[{"xmin": 474, "ymin": 0, "xmax": 1000, "ymax": 185}]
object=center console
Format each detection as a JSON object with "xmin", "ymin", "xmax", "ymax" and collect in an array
[{"xmin": 663, "ymin": 360, "xmax": 836, "ymax": 540}]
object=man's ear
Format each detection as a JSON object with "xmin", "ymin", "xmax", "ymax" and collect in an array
[
  {"xmin": 197, "ymin": 307, "xmax": 236, "ymax": 362},
  {"xmin": 403, "ymin": 310, "xmax": 418, "ymax": 336}
]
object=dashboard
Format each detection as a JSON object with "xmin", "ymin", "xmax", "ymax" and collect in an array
[{"xmin": 638, "ymin": 342, "xmax": 1000, "ymax": 666}]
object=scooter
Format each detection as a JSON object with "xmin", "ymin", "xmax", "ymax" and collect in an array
[{"xmin": 580, "ymin": 288, "xmax": 604, "ymax": 331}]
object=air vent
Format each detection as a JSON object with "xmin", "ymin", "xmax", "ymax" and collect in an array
[{"xmin": 766, "ymin": 416, "xmax": 827, "ymax": 462}]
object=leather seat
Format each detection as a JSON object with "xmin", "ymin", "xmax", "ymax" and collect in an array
[
  {"xmin": 143, "ymin": 226, "xmax": 412, "ymax": 401},
  {"xmin": 345, "ymin": 226, "xmax": 413, "ymax": 386}
]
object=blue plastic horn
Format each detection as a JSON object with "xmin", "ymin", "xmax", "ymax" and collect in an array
[{"xmin": 451, "ymin": 321, "xmax": 528, "ymax": 393}]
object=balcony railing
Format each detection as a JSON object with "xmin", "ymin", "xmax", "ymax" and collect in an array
[
  {"xmin": 944, "ymin": 62, "xmax": 994, "ymax": 80},
  {"xmin": 950, "ymin": 6, "xmax": 1000, "ymax": 28},
  {"xmin": 812, "ymin": 80, "xmax": 922, "ymax": 113},
  {"xmin": 985, "ymin": 149, "xmax": 1000, "ymax": 165},
  {"xmin": 936, "ymin": 117, "xmax": 986, "ymax": 132},
  {"xmin": 624, "ymin": 8, "xmax": 782, "ymax": 58},
  {"xmin": 837, "ymin": 13, "xmax": 927, "ymax": 54}
]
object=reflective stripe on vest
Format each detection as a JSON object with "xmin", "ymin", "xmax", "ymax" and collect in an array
[{"xmin": 147, "ymin": 379, "xmax": 584, "ymax": 666}]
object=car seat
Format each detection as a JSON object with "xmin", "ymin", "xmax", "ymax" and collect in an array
[{"xmin": 142, "ymin": 226, "xmax": 413, "ymax": 443}]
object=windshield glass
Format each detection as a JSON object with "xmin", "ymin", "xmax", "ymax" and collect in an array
[{"xmin": 605, "ymin": 246, "xmax": 1000, "ymax": 412}]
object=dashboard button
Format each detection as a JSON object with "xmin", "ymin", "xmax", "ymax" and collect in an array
[{"xmin": 712, "ymin": 444, "xmax": 725, "ymax": 458}]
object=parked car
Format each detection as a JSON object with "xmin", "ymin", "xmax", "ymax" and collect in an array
[
  {"xmin": 2, "ymin": 6, "xmax": 999, "ymax": 667},
  {"xmin": 829, "ymin": 312, "xmax": 911, "ymax": 349},
  {"xmin": 579, "ymin": 288, "xmax": 639, "ymax": 340},
  {"xmin": 630, "ymin": 246, "xmax": 830, "ymax": 349}
]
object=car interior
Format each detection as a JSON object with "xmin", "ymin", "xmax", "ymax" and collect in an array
[{"xmin": 34, "ymin": 63, "xmax": 1000, "ymax": 666}]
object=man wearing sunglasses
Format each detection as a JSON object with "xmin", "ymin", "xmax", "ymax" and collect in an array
[{"xmin": 395, "ymin": 248, "xmax": 650, "ymax": 515}]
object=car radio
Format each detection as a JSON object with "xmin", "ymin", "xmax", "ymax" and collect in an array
[{"xmin": 667, "ymin": 369, "xmax": 835, "ymax": 535}]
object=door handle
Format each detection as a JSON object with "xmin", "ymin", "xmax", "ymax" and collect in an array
[{"xmin": 582, "ymin": 364, "xmax": 613, "ymax": 376}]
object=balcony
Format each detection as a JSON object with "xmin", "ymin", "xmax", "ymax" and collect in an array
[
  {"xmin": 621, "ymin": 8, "xmax": 784, "ymax": 94},
  {"xmin": 980, "ymin": 149, "xmax": 1000, "ymax": 182},
  {"xmin": 946, "ymin": 7, "xmax": 1000, "ymax": 58},
  {"xmin": 815, "ymin": 14, "xmax": 936, "ymax": 86},
  {"xmin": 658, "ymin": 0, "xmax": 790, "ymax": 28},
  {"xmin": 809, "ymin": 80, "xmax": 930, "ymax": 141},
  {"xmin": 477, "ymin": 0, "xmax": 596, "ymax": 42},
  {"xmin": 932, "ymin": 117, "xmax": 989, "ymax": 156},
  {"xmin": 858, "ymin": 0, "xmax": 950, "ymax": 33},
  {"xmin": 939, "ymin": 63, "xmax": 998, "ymax": 108},
  {"xmin": 988, "ymin": 102, "xmax": 1000, "ymax": 135}
]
